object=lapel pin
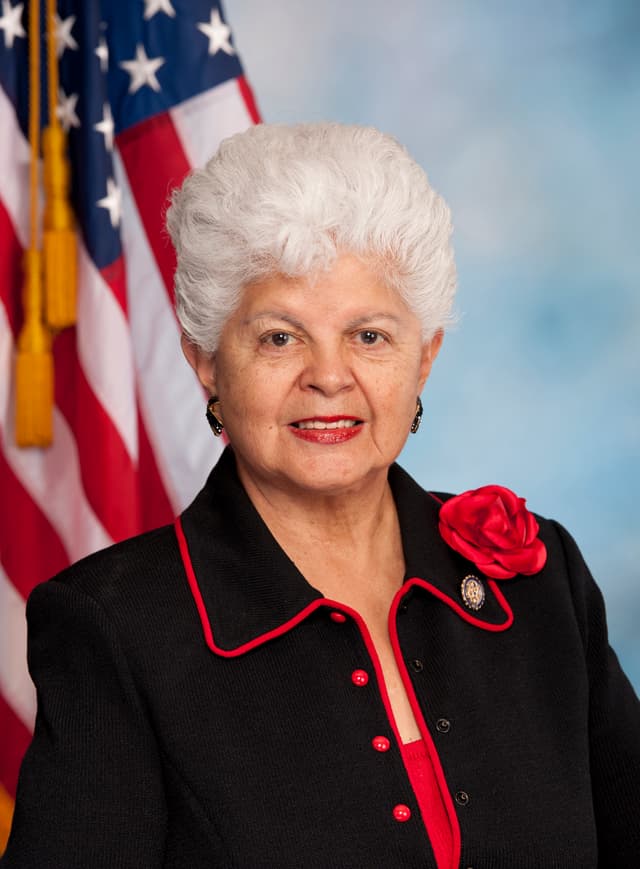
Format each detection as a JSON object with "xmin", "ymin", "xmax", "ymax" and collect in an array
[{"xmin": 461, "ymin": 574, "xmax": 485, "ymax": 611}]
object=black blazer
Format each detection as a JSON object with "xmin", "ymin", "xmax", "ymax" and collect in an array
[{"xmin": 3, "ymin": 448, "xmax": 640, "ymax": 868}]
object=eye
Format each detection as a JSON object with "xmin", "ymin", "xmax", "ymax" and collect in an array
[
  {"xmin": 358, "ymin": 330, "xmax": 385, "ymax": 346},
  {"xmin": 261, "ymin": 331, "xmax": 295, "ymax": 347}
]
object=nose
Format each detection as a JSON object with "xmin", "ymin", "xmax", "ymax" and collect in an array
[{"xmin": 299, "ymin": 343, "xmax": 355, "ymax": 397}]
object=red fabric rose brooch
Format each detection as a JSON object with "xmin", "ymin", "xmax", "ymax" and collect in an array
[{"xmin": 439, "ymin": 484, "xmax": 547, "ymax": 579}]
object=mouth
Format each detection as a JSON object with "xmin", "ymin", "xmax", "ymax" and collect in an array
[
  {"xmin": 290, "ymin": 416, "xmax": 363, "ymax": 430},
  {"xmin": 288, "ymin": 416, "xmax": 364, "ymax": 443}
]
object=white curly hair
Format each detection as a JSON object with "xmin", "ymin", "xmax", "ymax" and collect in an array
[{"xmin": 166, "ymin": 122, "xmax": 457, "ymax": 352}]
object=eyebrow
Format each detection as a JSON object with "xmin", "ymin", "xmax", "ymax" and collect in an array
[
  {"xmin": 345, "ymin": 312, "xmax": 402, "ymax": 329},
  {"xmin": 243, "ymin": 311, "xmax": 306, "ymax": 330},
  {"xmin": 244, "ymin": 311, "xmax": 402, "ymax": 330}
]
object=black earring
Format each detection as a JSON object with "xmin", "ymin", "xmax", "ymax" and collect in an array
[
  {"xmin": 410, "ymin": 396, "xmax": 423, "ymax": 434},
  {"xmin": 206, "ymin": 396, "xmax": 224, "ymax": 437}
]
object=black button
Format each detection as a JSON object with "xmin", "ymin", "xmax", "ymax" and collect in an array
[
  {"xmin": 455, "ymin": 790, "xmax": 470, "ymax": 806},
  {"xmin": 409, "ymin": 658, "xmax": 424, "ymax": 673},
  {"xmin": 436, "ymin": 718, "xmax": 451, "ymax": 733}
]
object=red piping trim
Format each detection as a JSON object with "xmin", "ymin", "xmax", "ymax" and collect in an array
[
  {"xmin": 175, "ymin": 514, "xmax": 516, "ymax": 863},
  {"xmin": 340, "ymin": 604, "xmax": 456, "ymax": 862},
  {"xmin": 176, "ymin": 519, "xmax": 455, "ymax": 857},
  {"xmin": 175, "ymin": 518, "xmax": 513, "ymax": 660},
  {"xmin": 388, "ymin": 589, "xmax": 462, "ymax": 868},
  {"xmin": 426, "ymin": 490, "xmax": 519, "ymax": 630},
  {"xmin": 175, "ymin": 516, "xmax": 326, "ymax": 657},
  {"xmin": 407, "ymin": 577, "xmax": 514, "ymax": 632},
  {"xmin": 175, "ymin": 517, "xmax": 215, "ymax": 649}
]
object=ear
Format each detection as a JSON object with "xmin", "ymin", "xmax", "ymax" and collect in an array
[
  {"xmin": 418, "ymin": 330, "xmax": 444, "ymax": 391},
  {"xmin": 181, "ymin": 334, "xmax": 217, "ymax": 394}
]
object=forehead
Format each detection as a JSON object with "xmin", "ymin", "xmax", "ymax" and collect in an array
[{"xmin": 237, "ymin": 254, "xmax": 414, "ymax": 324}]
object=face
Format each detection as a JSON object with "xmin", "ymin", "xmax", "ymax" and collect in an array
[{"xmin": 184, "ymin": 254, "xmax": 442, "ymax": 500}]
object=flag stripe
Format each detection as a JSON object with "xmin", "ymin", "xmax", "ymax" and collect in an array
[
  {"xmin": 0, "ymin": 566, "xmax": 36, "ymax": 733},
  {"xmin": 115, "ymin": 148, "xmax": 222, "ymax": 511},
  {"xmin": 0, "ymin": 693, "xmax": 31, "ymax": 799},
  {"xmin": 136, "ymin": 404, "xmax": 175, "ymax": 530},
  {"xmin": 170, "ymin": 77, "xmax": 253, "ymax": 168},
  {"xmin": 76, "ymin": 247, "xmax": 138, "ymax": 463},
  {"xmin": 0, "ymin": 449, "xmax": 69, "ymax": 599},
  {"xmin": 0, "ymin": 198, "xmax": 23, "ymax": 338},
  {"xmin": 54, "ymin": 329, "xmax": 142, "ymax": 542},
  {"xmin": 0, "ymin": 85, "xmax": 30, "ymax": 250},
  {"xmin": 116, "ymin": 113, "xmax": 191, "ymax": 305},
  {"xmin": 0, "ymin": 230, "xmax": 142, "ymax": 545},
  {"xmin": 98, "ymin": 254, "xmax": 128, "ymax": 316},
  {"xmin": 0, "ymin": 386, "xmax": 112, "ymax": 568},
  {"xmin": 237, "ymin": 75, "xmax": 261, "ymax": 125}
]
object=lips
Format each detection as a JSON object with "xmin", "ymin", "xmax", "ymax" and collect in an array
[
  {"xmin": 289, "ymin": 416, "xmax": 363, "ymax": 443},
  {"xmin": 291, "ymin": 417, "xmax": 361, "ymax": 431}
]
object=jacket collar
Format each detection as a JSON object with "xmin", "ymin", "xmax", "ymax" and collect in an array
[{"xmin": 177, "ymin": 447, "xmax": 513, "ymax": 656}]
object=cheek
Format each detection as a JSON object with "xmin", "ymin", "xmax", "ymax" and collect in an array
[
  {"xmin": 368, "ymin": 359, "xmax": 422, "ymax": 404},
  {"xmin": 220, "ymin": 363, "xmax": 293, "ymax": 427}
]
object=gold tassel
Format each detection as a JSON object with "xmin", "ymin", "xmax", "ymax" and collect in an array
[
  {"xmin": 15, "ymin": 0, "xmax": 53, "ymax": 447},
  {"xmin": 15, "ymin": 250, "xmax": 54, "ymax": 447},
  {"xmin": 42, "ymin": 0, "xmax": 77, "ymax": 330},
  {"xmin": 42, "ymin": 125, "xmax": 77, "ymax": 329}
]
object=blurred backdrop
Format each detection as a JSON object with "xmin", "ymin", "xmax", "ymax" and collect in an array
[{"xmin": 229, "ymin": 0, "xmax": 640, "ymax": 687}]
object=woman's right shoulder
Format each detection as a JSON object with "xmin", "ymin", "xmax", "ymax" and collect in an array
[{"xmin": 28, "ymin": 522, "xmax": 186, "ymax": 628}]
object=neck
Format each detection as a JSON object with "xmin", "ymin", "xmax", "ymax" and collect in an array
[
  {"xmin": 235, "ymin": 460, "xmax": 405, "ymax": 605},
  {"xmin": 238, "ymin": 463, "xmax": 392, "ymax": 543}
]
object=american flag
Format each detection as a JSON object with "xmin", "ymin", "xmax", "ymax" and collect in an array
[{"xmin": 0, "ymin": 0, "xmax": 258, "ymax": 846}]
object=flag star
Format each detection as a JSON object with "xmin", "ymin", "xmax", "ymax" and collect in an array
[
  {"xmin": 119, "ymin": 43, "xmax": 165, "ymax": 94},
  {"xmin": 95, "ymin": 35, "xmax": 109, "ymax": 73},
  {"xmin": 97, "ymin": 178, "xmax": 122, "ymax": 229},
  {"xmin": 197, "ymin": 8, "xmax": 234, "ymax": 56},
  {"xmin": 54, "ymin": 13, "xmax": 78, "ymax": 58},
  {"xmin": 143, "ymin": 0, "xmax": 176, "ymax": 20},
  {"xmin": 94, "ymin": 103, "xmax": 114, "ymax": 151},
  {"xmin": 56, "ymin": 88, "xmax": 80, "ymax": 131},
  {"xmin": 0, "ymin": 0, "xmax": 26, "ymax": 49}
]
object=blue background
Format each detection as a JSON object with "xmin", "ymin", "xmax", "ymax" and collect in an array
[{"xmin": 229, "ymin": 0, "xmax": 639, "ymax": 690}]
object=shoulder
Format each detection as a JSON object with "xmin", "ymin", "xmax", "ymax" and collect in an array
[
  {"xmin": 402, "ymin": 467, "xmax": 588, "ymax": 586},
  {"xmin": 27, "ymin": 523, "xmax": 188, "ymax": 639},
  {"xmin": 46, "ymin": 523, "xmax": 181, "ymax": 597}
]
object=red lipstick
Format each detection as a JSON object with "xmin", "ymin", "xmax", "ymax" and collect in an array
[{"xmin": 289, "ymin": 416, "xmax": 363, "ymax": 444}]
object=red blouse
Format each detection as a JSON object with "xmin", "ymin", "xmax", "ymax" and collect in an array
[{"xmin": 401, "ymin": 738, "xmax": 454, "ymax": 869}]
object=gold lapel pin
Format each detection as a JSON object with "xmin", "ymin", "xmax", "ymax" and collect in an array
[{"xmin": 460, "ymin": 574, "xmax": 485, "ymax": 611}]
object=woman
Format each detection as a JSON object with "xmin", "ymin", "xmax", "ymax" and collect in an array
[{"xmin": 3, "ymin": 123, "xmax": 639, "ymax": 868}]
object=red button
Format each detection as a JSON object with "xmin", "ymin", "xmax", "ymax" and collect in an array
[
  {"xmin": 393, "ymin": 804, "xmax": 411, "ymax": 822},
  {"xmin": 330, "ymin": 612, "xmax": 347, "ymax": 623},
  {"xmin": 351, "ymin": 669, "xmax": 369, "ymax": 686},
  {"xmin": 372, "ymin": 736, "xmax": 390, "ymax": 752}
]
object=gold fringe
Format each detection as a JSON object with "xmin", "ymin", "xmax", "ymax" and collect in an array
[
  {"xmin": 15, "ymin": 250, "xmax": 54, "ymax": 447},
  {"xmin": 0, "ymin": 782, "xmax": 15, "ymax": 855},
  {"xmin": 42, "ymin": 0, "xmax": 77, "ymax": 330},
  {"xmin": 42, "ymin": 125, "xmax": 77, "ymax": 329}
]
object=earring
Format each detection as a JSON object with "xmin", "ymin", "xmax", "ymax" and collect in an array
[
  {"xmin": 410, "ymin": 396, "xmax": 423, "ymax": 434},
  {"xmin": 206, "ymin": 396, "xmax": 224, "ymax": 436}
]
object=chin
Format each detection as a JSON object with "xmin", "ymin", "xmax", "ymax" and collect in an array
[{"xmin": 281, "ymin": 456, "xmax": 389, "ymax": 496}]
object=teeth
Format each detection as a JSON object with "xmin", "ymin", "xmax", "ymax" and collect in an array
[{"xmin": 296, "ymin": 419, "xmax": 359, "ymax": 430}]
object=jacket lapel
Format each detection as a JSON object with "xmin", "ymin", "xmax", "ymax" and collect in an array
[
  {"xmin": 177, "ymin": 449, "xmax": 514, "ymax": 657},
  {"xmin": 389, "ymin": 464, "xmax": 514, "ymax": 631}
]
